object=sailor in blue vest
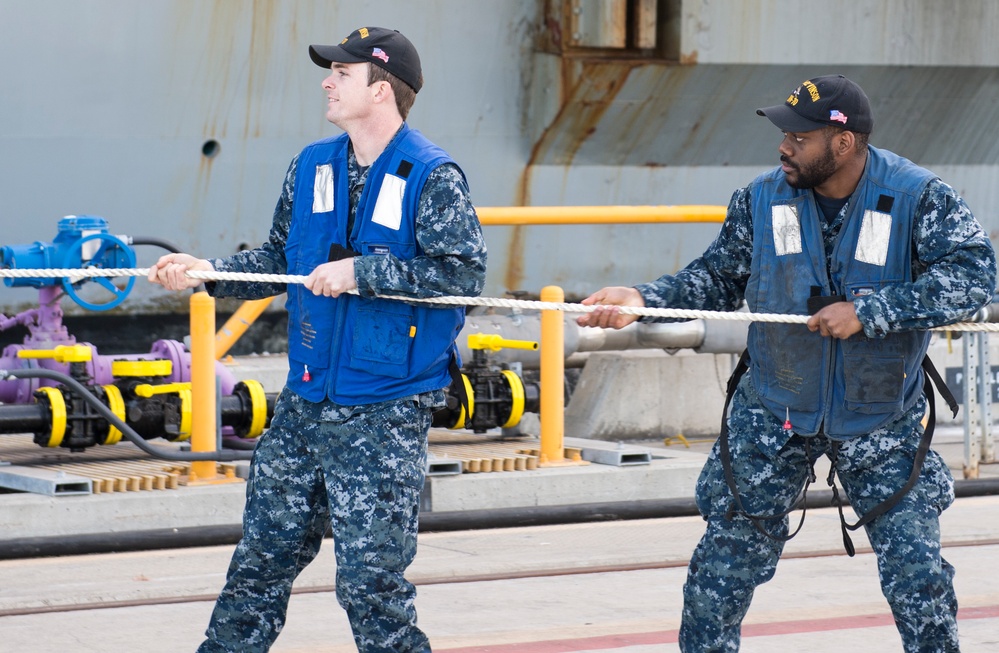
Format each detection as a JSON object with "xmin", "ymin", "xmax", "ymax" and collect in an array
[
  {"xmin": 149, "ymin": 26, "xmax": 487, "ymax": 653},
  {"xmin": 577, "ymin": 75, "xmax": 995, "ymax": 652}
]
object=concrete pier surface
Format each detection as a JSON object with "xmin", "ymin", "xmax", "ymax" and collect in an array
[
  {"xmin": 2, "ymin": 424, "xmax": 998, "ymax": 651},
  {"xmin": 2, "ymin": 353, "xmax": 998, "ymax": 652},
  {"xmin": 1, "ymin": 496, "xmax": 998, "ymax": 652}
]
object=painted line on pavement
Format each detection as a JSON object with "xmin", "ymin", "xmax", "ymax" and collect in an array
[
  {"xmin": 439, "ymin": 630, "xmax": 671, "ymax": 652},
  {"xmin": 437, "ymin": 605, "xmax": 999, "ymax": 652}
]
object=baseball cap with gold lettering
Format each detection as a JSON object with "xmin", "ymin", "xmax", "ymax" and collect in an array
[
  {"xmin": 309, "ymin": 27, "xmax": 423, "ymax": 93},
  {"xmin": 757, "ymin": 74, "xmax": 873, "ymax": 134}
]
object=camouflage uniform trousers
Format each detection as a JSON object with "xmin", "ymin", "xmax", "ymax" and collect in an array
[
  {"xmin": 196, "ymin": 390, "xmax": 437, "ymax": 653},
  {"xmin": 679, "ymin": 376, "xmax": 959, "ymax": 653}
]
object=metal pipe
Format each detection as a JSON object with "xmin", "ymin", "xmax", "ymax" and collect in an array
[
  {"xmin": 475, "ymin": 205, "xmax": 726, "ymax": 226},
  {"xmin": 575, "ymin": 320, "xmax": 706, "ymax": 352},
  {"xmin": 0, "ymin": 393, "xmax": 275, "ymax": 441},
  {"xmin": 0, "ymin": 368, "xmax": 251, "ymax": 461},
  {"xmin": 459, "ymin": 313, "xmax": 748, "ymax": 370},
  {"xmin": 0, "ymin": 403, "xmax": 47, "ymax": 432}
]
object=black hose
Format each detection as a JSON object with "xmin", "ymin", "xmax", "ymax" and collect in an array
[
  {"xmin": 221, "ymin": 437, "xmax": 258, "ymax": 451},
  {"xmin": 2, "ymin": 481, "xmax": 998, "ymax": 559},
  {"xmin": 0, "ymin": 526, "xmax": 246, "ymax": 559},
  {"xmin": 0, "ymin": 368, "xmax": 252, "ymax": 462},
  {"xmin": 130, "ymin": 237, "xmax": 183, "ymax": 254},
  {"xmin": 0, "ymin": 499, "xmax": 694, "ymax": 559},
  {"xmin": 421, "ymin": 479, "xmax": 999, "ymax": 531}
]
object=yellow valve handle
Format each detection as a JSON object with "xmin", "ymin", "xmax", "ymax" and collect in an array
[
  {"xmin": 134, "ymin": 382, "xmax": 192, "ymax": 398},
  {"xmin": 17, "ymin": 344, "xmax": 93, "ymax": 363},
  {"xmin": 467, "ymin": 333, "xmax": 539, "ymax": 352}
]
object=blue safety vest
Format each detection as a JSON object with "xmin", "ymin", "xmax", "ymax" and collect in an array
[
  {"xmin": 745, "ymin": 146, "xmax": 936, "ymax": 437},
  {"xmin": 283, "ymin": 125, "xmax": 465, "ymax": 405}
]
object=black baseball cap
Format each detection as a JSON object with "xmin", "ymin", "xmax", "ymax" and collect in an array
[
  {"xmin": 757, "ymin": 74, "xmax": 873, "ymax": 134},
  {"xmin": 309, "ymin": 27, "xmax": 423, "ymax": 93}
]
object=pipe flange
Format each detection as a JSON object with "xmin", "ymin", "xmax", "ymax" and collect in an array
[
  {"xmin": 99, "ymin": 384, "xmax": 126, "ymax": 445},
  {"xmin": 34, "ymin": 386, "xmax": 67, "ymax": 448},
  {"xmin": 500, "ymin": 369, "xmax": 526, "ymax": 428}
]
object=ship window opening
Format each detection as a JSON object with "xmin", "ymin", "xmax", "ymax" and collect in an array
[
  {"xmin": 556, "ymin": 0, "xmax": 680, "ymax": 59},
  {"xmin": 202, "ymin": 139, "xmax": 221, "ymax": 159}
]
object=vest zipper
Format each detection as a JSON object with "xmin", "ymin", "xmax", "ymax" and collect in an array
[{"xmin": 326, "ymin": 297, "xmax": 349, "ymax": 399}]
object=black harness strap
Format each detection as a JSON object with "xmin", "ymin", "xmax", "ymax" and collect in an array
[
  {"xmin": 719, "ymin": 352, "xmax": 957, "ymax": 554},
  {"xmin": 719, "ymin": 351, "xmax": 815, "ymax": 543},
  {"xmin": 829, "ymin": 357, "xmax": 957, "ymax": 556}
]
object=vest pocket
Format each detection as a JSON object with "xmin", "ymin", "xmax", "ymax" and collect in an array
[
  {"xmin": 842, "ymin": 353, "xmax": 905, "ymax": 411},
  {"xmin": 349, "ymin": 301, "xmax": 414, "ymax": 378},
  {"xmin": 287, "ymin": 287, "xmax": 335, "ymax": 368},
  {"xmin": 752, "ymin": 323, "xmax": 824, "ymax": 412}
]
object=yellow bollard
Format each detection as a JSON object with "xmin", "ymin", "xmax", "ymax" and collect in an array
[
  {"xmin": 189, "ymin": 291, "xmax": 219, "ymax": 482},
  {"xmin": 215, "ymin": 297, "xmax": 275, "ymax": 359},
  {"xmin": 539, "ymin": 286, "xmax": 565, "ymax": 465}
]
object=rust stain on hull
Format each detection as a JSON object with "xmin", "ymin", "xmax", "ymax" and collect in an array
[{"xmin": 507, "ymin": 57, "xmax": 636, "ymax": 292}]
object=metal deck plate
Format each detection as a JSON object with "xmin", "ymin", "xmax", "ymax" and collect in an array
[{"xmin": 0, "ymin": 465, "xmax": 92, "ymax": 496}]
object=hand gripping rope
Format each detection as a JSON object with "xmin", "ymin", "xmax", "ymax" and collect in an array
[
  {"xmin": 1, "ymin": 265, "xmax": 989, "ymax": 509},
  {"xmin": 2, "ymin": 266, "xmax": 999, "ymax": 332}
]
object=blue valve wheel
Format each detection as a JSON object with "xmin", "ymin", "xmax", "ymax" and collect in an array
[{"xmin": 59, "ymin": 232, "xmax": 136, "ymax": 310}]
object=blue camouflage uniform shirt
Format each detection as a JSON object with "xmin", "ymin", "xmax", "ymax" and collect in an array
[
  {"xmin": 205, "ymin": 140, "xmax": 488, "ymax": 416},
  {"xmin": 635, "ymin": 175, "xmax": 996, "ymax": 452}
]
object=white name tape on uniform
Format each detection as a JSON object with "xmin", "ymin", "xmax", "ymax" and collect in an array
[
  {"xmin": 772, "ymin": 204, "xmax": 802, "ymax": 256},
  {"xmin": 855, "ymin": 210, "xmax": 892, "ymax": 266},
  {"xmin": 371, "ymin": 173, "xmax": 406, "ymax": 231},
  {"xmin": 313, "ymin": 164, "xmax": 335, "ymax": 213}
]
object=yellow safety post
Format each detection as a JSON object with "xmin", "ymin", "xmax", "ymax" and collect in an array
[
  {"xmin": 539, "ymin": 286, "xmax": 564, "ymax": 463},
  {"xmin": 216, "ymin": 297, "xmax": 275, "ymax": 359},
  {"xmin": 188, "ymin": 291, "xmax": 220, "ymax": 483},
  {"xmin": 538, "ymin": 286, "xmax": 585, "ymax": 467}
]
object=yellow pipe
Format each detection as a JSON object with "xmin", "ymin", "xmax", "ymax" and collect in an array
[
  {"xmin": 475, "ymin": 205, "xmax": 726, "ymax": 226},
  {"xmin": 539, "ymin": 285, "xmax": 565, "ymax": 464},
  {"xmin": 216, "ymin": 297, "xmax": 275, "ymax": 359},
  {"xmin": 189, "ymin": 292, "xmax": 218, "ymax": 481}
]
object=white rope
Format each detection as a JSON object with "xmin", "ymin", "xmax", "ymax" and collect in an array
[{"xmin": 2, "ymin": 266, "xmax": 997, "ymax": 332}]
